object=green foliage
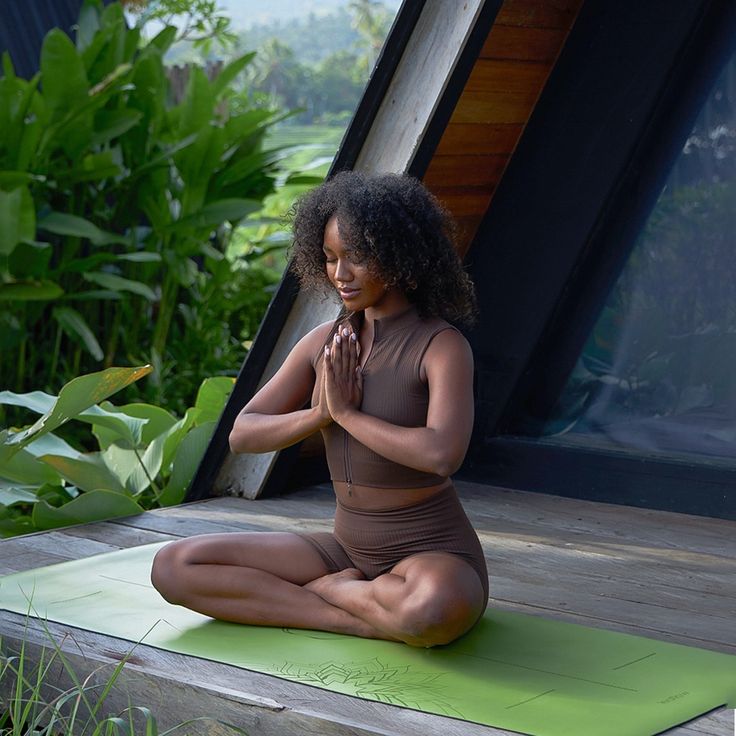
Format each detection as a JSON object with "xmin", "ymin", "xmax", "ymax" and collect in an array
[
  {"xmin": 0, "ymin": 0, "xmax": 285, "ymax": 414},
  {"xmin": 0, "ymin": 621, "xmax": 248, "ymax": 734},
  {"xmin": 0, "ymin": 367, "xmax": 233, "ymax": 538},
  {"xmin": 125, "ymin": 0, "xmax": 237, "ymax": 52}
]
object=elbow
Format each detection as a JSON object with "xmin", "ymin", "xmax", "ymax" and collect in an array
[
  {"xmin": 430, "ymin": 451, "xmax": 464, "ymax": 479},
  {"xmin": 228, "ymin": 414, "xmax": 254, "ymax": 454},
  {"xmin": 228, "ymin": 427, "xmax": 244, "ymax": 454}
]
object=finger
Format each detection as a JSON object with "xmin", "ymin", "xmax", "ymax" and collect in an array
[
  {"xmin": 348, "ymin": 332, "xmax": 357, "ymax": 378},
  {"xmin": 324, "ymin": 345, "xmax": 334, "ymax": 376},
  {"xmin": 332, "ymin": 332, "xmax": 342, "ymax": 373},
  {"xmin": 355, "ymin": 365, "xmax": 363, "ymax": 391},
  {"xmin": 340, "ymin": 327, "xmax": 351, "ymax": 372}
]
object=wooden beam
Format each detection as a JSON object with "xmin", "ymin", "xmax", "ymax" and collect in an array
[{"xmin": 355, "ymin": 0, "xmax": 487, "ymax": 173}]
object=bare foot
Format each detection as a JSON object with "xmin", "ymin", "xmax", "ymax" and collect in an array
[{"xmin": 304, "ymin": 568, "xmax": 366, "ymax": 602}]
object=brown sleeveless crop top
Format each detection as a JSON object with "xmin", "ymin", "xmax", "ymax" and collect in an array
[{"xmin": 310, "ymin": 305, "xmax": 459, "ymax": 489}]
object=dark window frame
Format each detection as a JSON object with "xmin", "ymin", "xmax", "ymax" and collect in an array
[{"xmin": 462, "ymin": 0, "xmax": 736, "ymax": 520}]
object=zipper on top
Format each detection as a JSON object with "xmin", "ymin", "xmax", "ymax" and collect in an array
[{"xmin": 343, "ymin": 430, "xmax": 352, "ymax": 496}]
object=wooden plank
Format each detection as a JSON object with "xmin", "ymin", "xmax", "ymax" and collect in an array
[
  {"xmin": 431, "ymin": 187, "xmax": 493, "ymax": 217},
  {"xmin": 456, "ymin": 480, "xmax": 736, "ymax": 558},
  {"xmin": 423, "ymin": 154, "xmax": 507, "ymax": 189},
  {"xmin": 495, "ymin": 0, "xmax": 583, "ymax": 30},
  {"xmin": 663, "ymin": 708, "xmax": 733, "ymax": 735},
  {"xmin": 355, "ymin": 0, "xmax": 486, "ymax": 173},
  {"xmin": 451, "ymin": 59, "xmax": 551, "ymax": 124},
  {"xmin": 481, "ymin": 24, "xmax": 569, "ymax": 61},
  {"xmin": 434, "ymin": 123, "xmax": 522, "ymax": 156},
  {"xmin": 61, "ymin": 520, "xmax": 175, "ymax": 547}
]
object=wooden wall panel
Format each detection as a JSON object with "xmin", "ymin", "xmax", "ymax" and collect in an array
[{"xmin": 423, "ymin": 0, "xmax": 585, "ymax": 256}]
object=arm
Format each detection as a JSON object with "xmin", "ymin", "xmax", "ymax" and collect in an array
[
  {"xmin": 325, "ymin": 328, "xmax": 474, "ymax": 477},
  {"xmin": 228, "ymin": 322, "xmax": 333, "ymax": 454}
]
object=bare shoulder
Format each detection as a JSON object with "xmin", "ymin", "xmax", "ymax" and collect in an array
[
  {"xmin": 421, "ymin": 324, "xmax": 473, "ymax": 380},
  {"xmin": 426, "ymin": 324, "xmax": 472, "ymax": 358},
  {"xmin": 303, "ymin": 319, "xmax": 337, "ymax": 348},
  {"xmin": 292, "ymin": 318, "xmax": 338, "ymax": 363}
]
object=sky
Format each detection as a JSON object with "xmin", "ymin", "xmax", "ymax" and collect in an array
[{"xmin": 212, "ymin": 0, "xmax": 402, "ymax": 30}]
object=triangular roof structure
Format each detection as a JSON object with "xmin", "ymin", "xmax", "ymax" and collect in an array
[{"xmin": 190, "ymin": 0, "xmax": 736, "ymax": 520}]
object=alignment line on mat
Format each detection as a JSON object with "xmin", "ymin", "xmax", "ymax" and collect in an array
[
  {"xmin": 612, "ymin": 653, "xmax": 657, "ymax": 670},
  {"xmin": 506, "ymin": 690, "xmax": 557, "ymax": 710}
]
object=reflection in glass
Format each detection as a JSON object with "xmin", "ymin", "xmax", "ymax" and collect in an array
[{"xmin": 537, "ymin": 52, "xmax": 736, "ymax": 463}]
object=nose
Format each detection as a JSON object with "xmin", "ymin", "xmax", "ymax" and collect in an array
[{"xmin": 335, "ymin": 258, "xmax": 353, "ymax": 283}]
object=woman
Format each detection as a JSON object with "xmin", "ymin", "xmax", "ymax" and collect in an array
[{"xmin": 151, "ymin": 172, "xmax": 488, "ymax": 647}]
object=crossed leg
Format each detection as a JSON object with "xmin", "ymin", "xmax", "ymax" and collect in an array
[
  {"xmin": 151, "ymin": 533, "xmax": 487, "ymax": 647},
  {"xmin": 305, "ymin": 551, "xmax": 487, "ymax": 647}
]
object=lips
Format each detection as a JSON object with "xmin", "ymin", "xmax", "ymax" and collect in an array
[{"xmin": 338, "ymin": 288, "xmax": 360, "ymax": 300}]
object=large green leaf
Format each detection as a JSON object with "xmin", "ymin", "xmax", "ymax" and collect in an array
[
  {"xmin": 40, "ymin": 29, "xmax": 91, "ymax": 155},
  {"xmin": 38, "ymin": 212, "xmax": 129, "ymax": 246},
  {"xmin": 93, "ymin": 402, "xmax": 176, "ymax": 449},
  {"xmin": 0, "ymin": 186, "xmax": 35, "ymax": 254},
  {"xmin": 40, "ymin": 452, "xmax": 127, "ymax": 494},
  {"xmin": 210, "ymin": 52, "xmax": 256, "ymax": 99},
  {"xmin": 159, "ymin": 421, "xmax": 216, "ymax": 506},
  {"xmin": 1, "ymin": 365, "xmax": 152, "ymax": 457},
  {"xmin": 91, "ymin": 109, "xmax": 143, "ymax": 147},
  {"xmin": 168, "ymin": 198, "xmax": 261, "ymax": 232},
  {"xmin": 0, "ymin": 281, "xmax": 63, "ymax": 301},
  {"xmin": 21, "ymin": 432, "xmax": 80, "ymax": 460},
  {"xmin": 0, "ymin": 389, "xmax": 57, "ymax": 415},
  {"xmin": 41, "ymin": 30, "xmax": 89, "ymax": 114},
  {"xmin": 0, "ymin": 447, "xmax": 61, "ymax": 486},
  {"xmin": 82, "ymin": 271, "xmax": 156, "ymax": 300},
  {"xmin": 53, "ymin": 306, "xmax": 104, "ymax": 361},
  {"xmin": 0, "ymin": 388, "xmax": 149, "ymax": 448},
  {"xmin": 0, "ymin": 483, "xmax": 38, "ymax": 507},
  {"xmin": 194, "ymin": 376, "xmax": 235, "ymax": 423},
  {"xmin": 32, "ymin": 489, "xmax": 143, "ymax": 531},
  {"xmin": 102, "ymin": 432, "xmax": 165, "ymax": 496}
]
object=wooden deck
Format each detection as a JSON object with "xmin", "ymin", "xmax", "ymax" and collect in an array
[{"xmin": 1, "ymin": 480, "xmax": 734, "ymax": 735}]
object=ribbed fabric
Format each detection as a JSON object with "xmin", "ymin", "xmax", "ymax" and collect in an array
[
  {"xmin": 311, "ymin": 305, "xmax": 458, "ymax": 488},
  {"xmin": 297, "ymin": 482, "xmax": 489, "ymax": 599}
]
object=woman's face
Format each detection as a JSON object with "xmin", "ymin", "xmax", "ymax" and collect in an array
[{"xmin": 323, "ymin": 215, "xmax": 388, "ymax": 310}]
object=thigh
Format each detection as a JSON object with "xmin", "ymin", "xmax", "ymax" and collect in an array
[{"xmin": 157, "ymin": 531, "xmax": 333, "ymax": 586}]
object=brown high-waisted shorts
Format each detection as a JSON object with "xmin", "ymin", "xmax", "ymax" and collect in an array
[{"xmin": 299, "ymin": 482, "xmax": 489, "ymax": 600}]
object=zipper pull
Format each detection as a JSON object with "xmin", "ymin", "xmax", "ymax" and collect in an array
[{"xmin": 347, "ymin": 481, "xmax": 353, "ymax": 496}]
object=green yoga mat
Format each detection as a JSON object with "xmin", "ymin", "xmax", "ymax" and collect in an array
[{"xmin": 1, "ymin": 542, "xmax": 734, "ymax": 736}]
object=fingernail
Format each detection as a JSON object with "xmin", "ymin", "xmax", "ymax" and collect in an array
[
  {"xmin": 335, "ymin": 334, "xmax": 341, "ymax": 344},
  {"xmin": 325, "ymin": 346, "xmax": 330, "ymax": 356},
  {"xmin": 342, "ymin": 328, "xmax": 349, "ymax": 337},
  {"xmin": 350, "ymin": 333, "xmax": 357, "ymax": 342}
]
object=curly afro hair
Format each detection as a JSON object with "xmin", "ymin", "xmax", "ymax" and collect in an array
[{"xmin": 288, "ymin": 171, "xmax": 477, "ymax": 326}]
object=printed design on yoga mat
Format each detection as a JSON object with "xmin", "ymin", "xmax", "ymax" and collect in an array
[
  {"xmin": 1, "ymin": 542, "xmax": 735, "ymax": 736},
  {"xmin": 268, "ymin": 656, "xmax": 464, "ymax": 716}
]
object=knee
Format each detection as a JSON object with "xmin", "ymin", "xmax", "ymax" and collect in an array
[
  {"xmin": 395, "ymin": 584, "xmax": 479, "ymax": 648},
  {"xmin": 150, "ymin": 541, "xmax": 191, "ymax": 604}
]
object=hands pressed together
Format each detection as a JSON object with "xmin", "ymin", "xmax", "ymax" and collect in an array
[{"xmin": 318, "ymin": 326, "xmax": 363, "ymax": 426}]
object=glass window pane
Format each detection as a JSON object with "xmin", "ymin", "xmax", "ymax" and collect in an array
[{"xmin": 534, "ymin": 51, "xmax": 736, "ymax": 464}]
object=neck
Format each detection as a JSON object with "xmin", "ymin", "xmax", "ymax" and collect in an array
[{"xmin": 363, "ymin": 291, "xmax": 412, "ymax": 324}]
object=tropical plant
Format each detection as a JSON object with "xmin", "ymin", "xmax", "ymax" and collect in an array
[
  {"xmin": 0, "ymin": 366, "xmax": 232, "ymax": 538},
  {"xmin": 0, "ymin": 0, "xmax": 283, "ymax": 413}
]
